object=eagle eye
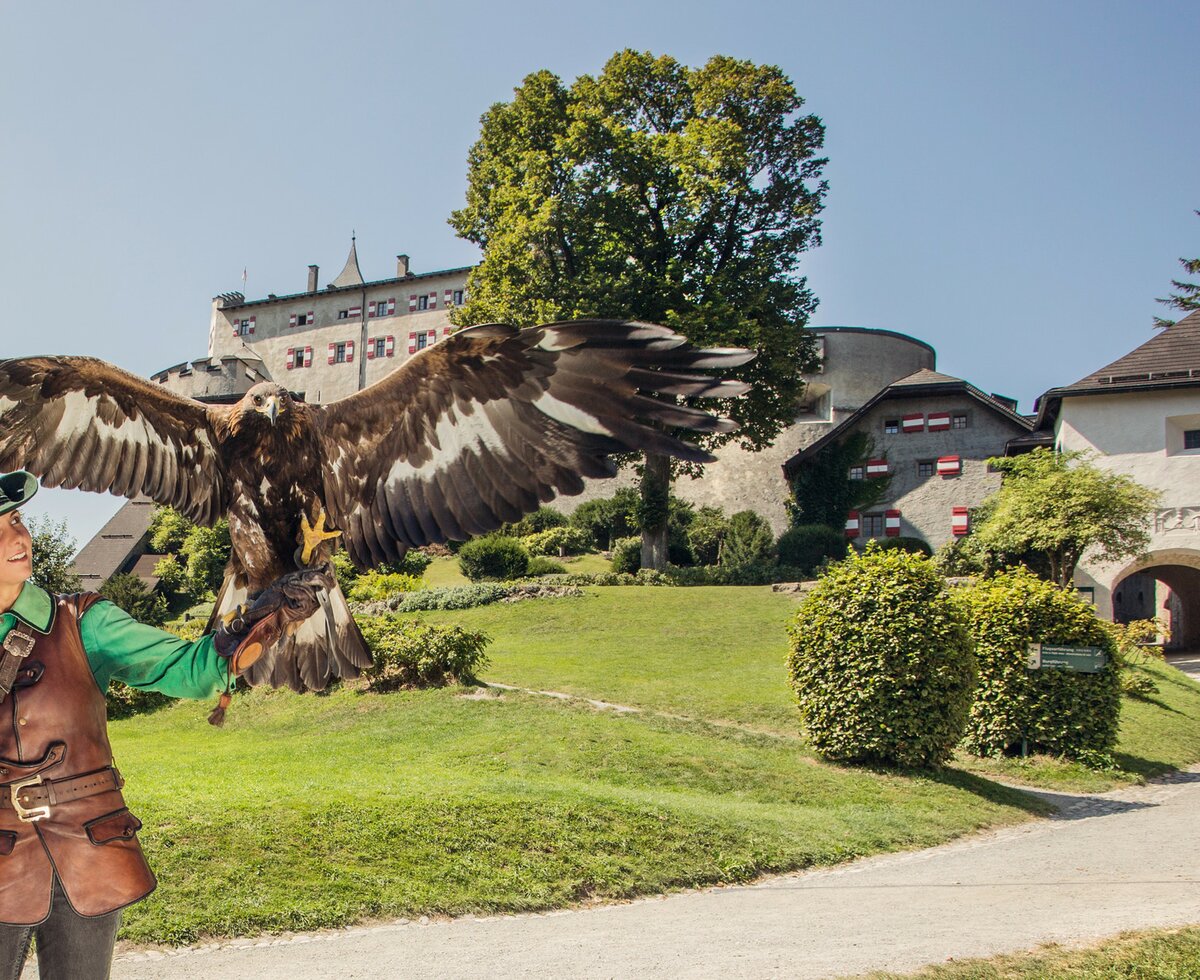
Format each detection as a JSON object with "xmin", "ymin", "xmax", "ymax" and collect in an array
[{"xmin": 253, "ymin": 396, "xmax": 263, "ymax": 405}]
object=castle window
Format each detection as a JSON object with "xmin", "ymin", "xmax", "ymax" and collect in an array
[
  {"xmin": 337, "ymin": 310, "xmax": 349, "ymax": 320},
  {"xmin": 417, "ymin": 295, "xmax": 429, "ymax": 311},
  {"xmin": 1185, "ymin": 429, "xmax": 1200, "ymax": 450},
  {"xmin": 917, "ymin": 461, "xmax": 934, "ymax": 478},
  {"xmin": 848, "ymin": 466, "xmax": 864, "ymax": 481},
  {"xmin": 373, "ymin": 338, "xmax": 386, "ymax": 359},
  {"xmin": 861, "ymin": 513, "xmax": 885, "ymax": 537},
  {"xmin": 452, "ymin": 289, "xmax": 464, "ymax": 305},
  {"xmin": 334, "ymin": 343, "xmax": 347, "ymax": 363},
  {"xmin": 416, "ymin": 332, "xmax": 428, "ymax": 350},
  {"xmin": 884, "ymin": 419, "xmax": 899, "ymax": 434},
  {"xmin": 952, "ymin": 414, "xmax": 969, "ymax": 429}
]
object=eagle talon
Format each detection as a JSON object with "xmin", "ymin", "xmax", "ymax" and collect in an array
[{"xmin": 298, "ymin": 507, "xmax": 342, "ymax": 566}]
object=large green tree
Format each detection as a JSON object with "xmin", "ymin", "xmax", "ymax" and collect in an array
[
  {"xmin": 450, "ymin": 50, "xmax": 827, "ymax": 567},
  {"xmin": 971, "ymin": 449, "xmax": 1160, "ymax": 588},
  {"xmin": 27, "ymin": 516, "xmax": 82, "ymax": 594},
  {"xmin": 1154, "ymin": 210, "xmax": 1199, "ymax": 329}
]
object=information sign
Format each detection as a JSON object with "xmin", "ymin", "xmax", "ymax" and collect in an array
[{"xmin": 1025, "ymin": 643, "xmax": 1107, "ymax": 673}]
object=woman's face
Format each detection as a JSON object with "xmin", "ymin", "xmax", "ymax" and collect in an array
[{"xmin": 0, "ymin": 510, "xmax": 33, "ymax": 593}]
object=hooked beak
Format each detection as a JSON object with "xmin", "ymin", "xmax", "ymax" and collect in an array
[{"xmin": 264, "ymin": 396, "xmax": 279, "ymax": 425}]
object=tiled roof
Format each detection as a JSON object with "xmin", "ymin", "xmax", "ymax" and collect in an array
[
  {"xmin": 887, "ymin": 368, "xmax": 966, "ymax": 387},
  {"xmin": 1064, "ymin": 310, "xmax": 1200, "ymax": 392},
  {"xmin": 72, "ymin": 497, "xmax": 155, "ymax": 588}
]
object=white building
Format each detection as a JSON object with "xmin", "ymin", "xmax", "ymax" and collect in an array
[{"xmin": 1033, "ymin": 311, "xmax": 1200, "ymax": 649}]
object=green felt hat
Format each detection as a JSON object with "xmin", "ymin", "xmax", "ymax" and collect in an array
[{"xmin": 0, "ymin": 471, "xmax": 38, "ymax": 517}]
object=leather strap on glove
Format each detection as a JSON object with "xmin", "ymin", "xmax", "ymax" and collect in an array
[{"xmin": 214, "ymin": 566, "xmax": 334, "ymax": 674}]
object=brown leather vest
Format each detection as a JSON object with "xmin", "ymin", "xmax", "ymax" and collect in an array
[{"xmin": 0, "ymin": 593, "xmax": 156, "ymax": 924}]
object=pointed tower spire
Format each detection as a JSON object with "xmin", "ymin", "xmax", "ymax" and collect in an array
[{"xmin": 331, "ymin": 233, "xmax": 364, "ymax": 288}]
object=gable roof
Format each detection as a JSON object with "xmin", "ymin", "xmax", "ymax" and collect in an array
[
  {"xmin": 1032, "ymin": 310, "xmax": 1200, "ymax": 429},
  {"xmin": 781, "ymin": 368, "xmax": 1033, "ymax": 478},
  {"xmin": 71, "ymin": 497, "xmax": 156, "ymax": 589}
]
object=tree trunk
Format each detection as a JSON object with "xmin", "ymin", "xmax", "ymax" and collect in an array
[{"xmin": 639, "ymin": 453, "xmax": 671, "ymax": 571}]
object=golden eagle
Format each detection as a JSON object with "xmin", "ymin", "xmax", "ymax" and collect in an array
[{"xmin": 0, "ymin": 320, "xmax": 750, "ymax": 691}]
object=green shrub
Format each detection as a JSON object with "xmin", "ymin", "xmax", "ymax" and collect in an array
[
  {"xmin": 959, "ymin": 569, "xmax": 1121, "ymax": 763},
  {"xmin": 105, "ymin": 682, "xmax": 172, "ymax": 720},
  {"xmin": 385, "ymin": 584, "xmax": 510, "ymax": 611},
  {"xmin": 457, "ymin": 536, "xmax": 530, "ymax": 581},
  {"xmin": 665, "ymin": 563, "xmax": 807, "ymax": 586},
  {"xmin": 521, "ymin": 526, "xmax": 592, "ymax": 557},
  {"xmin": 568, "ymin": 490, "xmax": 639, "ymax": 550},
  {"xmin": 347, "ymin": 571, "xmax": 425, "ymax": 603},
  {"xmin": 526, "ymin": 556, "xmax": 569, "ymax": 576},
  {"xmin": 100, "ymin": 573, "xmax": 169, "ymax": 627},
  {"xmin": 331, "ymin": 551, "xmax": 359, "ymax": 594},
  {"xmin": 720, "ymin": 511, "xmax": 776, "ymax": 569},
  {"xmin": 359, "ymin": 618, "xmax": 490, "ymax": 691},
  {"xmin": 776, "ymin": 524, "xmax": 845, "ymax": 574},
  {"xmin": 686, "ymin": 507, "xmax": 729, "ymax": 566},
  {"xmin": 501, "ymin": 506, "xmax": 568, "ymax": 537},
  {"xmin": 787, "ymin": 546, "xmax": 976, "ymax": 768},
  {"xmin": 870, "ymin": 536, "xmax": 933, "ymax": 557},
  {"xmin": 164, "ymin": 618, "xmax": 206, "ymax": 642},
  {"xmin": 610, "ymin": 536, "xmax": 642, "ymax": 574}
]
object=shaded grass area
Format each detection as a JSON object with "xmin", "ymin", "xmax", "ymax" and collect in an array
[
  {"xmin": 112, "ymin": 685, "xmax": 1040, "ymax": 944},
  {"xmin": 414, "ymin": 586, "xmax": 801, "ymax": 731},
  {"xmin": 854, "ymin": 925, "xmax": 1200, "ymax": 978}
]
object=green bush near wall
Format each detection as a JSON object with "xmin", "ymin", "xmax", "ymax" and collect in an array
[{"xmin": 959, "ymin": 568, "xmax": 1122, "ymax": 763}]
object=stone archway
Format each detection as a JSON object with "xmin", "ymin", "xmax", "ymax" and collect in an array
[{"xmin": 1112, "ymin": 549, "xmax": 1200, "ymax": 651}]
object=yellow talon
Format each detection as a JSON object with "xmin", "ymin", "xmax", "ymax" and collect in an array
[{"xmin": 299, "ymin": 506, "xmax": 342, "ymax": 566}]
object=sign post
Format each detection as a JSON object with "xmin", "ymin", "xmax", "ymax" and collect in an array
[{"xmin": 1025, "ymin": 643, "xmax": 1107, "ymax": 674}]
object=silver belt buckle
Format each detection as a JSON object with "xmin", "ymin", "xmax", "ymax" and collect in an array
[
  {"xmin": 2, "ymin": 631, "xmax": 35, "ymax": 659},
  {"xmin": 10, "ymin": 774, "xmax": 49, "ymax": 822}
]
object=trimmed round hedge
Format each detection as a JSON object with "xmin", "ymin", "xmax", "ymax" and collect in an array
[
  {"xmin": 787, "ymin": 546, "xmax": 976, "ymax": 768},
  {"xmin": 457, "ymin": 535, "xmax": 530, "ymax": 581},
  {"xmin": 959, "ymin": 568, "xmax": 1121, "ymax": 763}
]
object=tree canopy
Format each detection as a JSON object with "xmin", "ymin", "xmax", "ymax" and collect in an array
[
  {"xmin": 28, "ymin": 516, "xmax": 82, "ymax": 594},
  {"xmin": 1154, "ymin": 210, "xmax": 1199, "ymax": 329},
  {"xmin": 970, "ymin": 448, "xmax": 1160, "ymax": 588},
  {"xmin": 450, "ymin": 50, "xmax": 827, "ymax": 566}
]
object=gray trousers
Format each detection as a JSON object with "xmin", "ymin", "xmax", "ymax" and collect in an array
[{"xmin": 0, "ymin": 878, "xmax": 121, "ymax": 980}]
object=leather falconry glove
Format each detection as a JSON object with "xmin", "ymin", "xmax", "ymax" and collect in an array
[{"xmin": 214, "ymin": 566, "xmax": 334, "ymax": 675}]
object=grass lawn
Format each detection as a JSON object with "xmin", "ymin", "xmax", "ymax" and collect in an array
[
  {"xmin": 113, "ymin": 685, "xmax": 1040, "ymax": 944},
  {"xmin": 410, "ymin": 587, "xmax": 1200, "ymax": 793},
  {"xmin": 853, "ymin": 925, "xmax": 1200, "ymax": 978},
  {"xmin": 422, "ymin": 551, "xmax": 612, "ymax": 588},
  {"xmin": 415, "ymin": 585, "xmax": 802, "ymax": 731}
]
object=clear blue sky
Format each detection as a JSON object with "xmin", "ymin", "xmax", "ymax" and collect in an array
[{"xmin": 1, "ymin": 0, "xmax": 1197, "ymax": 547}]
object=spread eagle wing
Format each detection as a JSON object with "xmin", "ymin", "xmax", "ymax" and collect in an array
[
  {"xmin": 0, "ymin": 356, "xmax": 228, "ymax": 525},
  {"xmin": 314, "ymin": 320, "xmax": 752, "ymax": 568}
]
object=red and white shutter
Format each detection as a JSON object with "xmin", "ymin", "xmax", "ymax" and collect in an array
[
  {"xmin": 428, "ymin": 291, "xmax": 437, "ymax": 309},
  {"xmin": 386, "ymin": 298, "xmax": 396, "ymax": 316},
  {"xmin": 286, "ymin": 348, "xmax": 295, "ymax": 370},
  {"xmin": 246, "ymin": 316, "xmax": 255, "ymax": 335},
  {"xmin": 327, "ymin": 343, "xmax": 336, "ymax": 365},
  {"xmin": 845, "ymin": 511, "xmax": 860, "ymax": 539},
  {"xmin": 937, "ymin": 455, "xmax": 962, "ymax": 476},
  {"xmin": 345, "ymin": 340, "xmax": 354, "ymax": 362},
  {"xmin": 408, "ymin": 332, "xmax": 417, "ymax": 354},
  {"xmin": 348, "ymin": 305, "xmax": 361, "ymax": 318},
  {"xmin": 304, "ymin": 346, "xmax": 313, "ymax": 367},
  {"xmin": 231, "ymin": 319, "xmax": 239, "ymax": 337},
  {"xmin": 368, "ymin": 301, "xmax": 377, "ymax": 318},
  {"xmin": 385, "ymin": 335, "xmax": 395, "ymax": 357},
  {"xmin": 927, "ymin": 411, "xmax": 951, "ymax": 431},
  {"xmin": 952, "ymin": 507, "xmax": 970, "ymax": 536},
  {"xmin": 366, "ymin": 337, "xmax": 376, "ymax": 360},
  {"xmin": 444, "ymin": 289, "xmax": 453, "ymax": 306},
  {"xmin": 408, "ymin": 294, "xmax": 418, "ymax": 312},
  {"xmin": 865, "ymin": 458, "xmax": 889, "ymax": 478},
  {"xmin": 307, "ymin": 310, "xmax": 314, "ymax": 325},
  {"xmin": 885, "ymin": 509, "xmax": 901, "ymax": 537},
  {"xmin": 426, "ymin": 329, "xmax": 436, "ymax": 346},
  {"xmin": 289, "ymin": 314, "xmax": 298, "ymax": 328},
  {"xmin": 443, "ymin": 326, "xmax": 452, "ymax": 337},
  {"xmin": 901, "ymin": 413, "xmax": 923, "ymax": 433}
]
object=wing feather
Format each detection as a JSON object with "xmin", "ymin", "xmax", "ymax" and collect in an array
[
  {"xmin": 315, "ymin": 320, "xmax": 749, "ymax": 563},
  {"xmin": 0, "ymin": 356, "xmax": 227, "ymax": 523}
]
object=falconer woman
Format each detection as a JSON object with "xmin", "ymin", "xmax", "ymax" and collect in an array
[{"xmin": 0, "ymin": 471, "xmax": 326, "ymax": 980}]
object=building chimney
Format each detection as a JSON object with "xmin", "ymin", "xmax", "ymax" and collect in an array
[
  {"xmin": 307, "ymin": 265, "xmax": 319, "ymax": 293},
  {"xmin": 396, "ymin": 254, "xmax": 411, "ymax": 277}
]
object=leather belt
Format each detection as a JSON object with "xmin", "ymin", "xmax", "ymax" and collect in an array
[{"xmin": 1, "ymin": 767, "xmax": 123, "ymax": 823}]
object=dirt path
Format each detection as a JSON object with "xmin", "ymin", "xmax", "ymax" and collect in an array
[{"xmin": 86, "ymin": 762, "xmax": 1200, "ymax": 980}]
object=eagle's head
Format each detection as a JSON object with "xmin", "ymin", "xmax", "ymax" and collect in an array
[{"xmin": 230, "ymin": 382, "xmax": 298, "ymax": 436}]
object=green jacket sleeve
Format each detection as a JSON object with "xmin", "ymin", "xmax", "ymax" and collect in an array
[{"xmin": 80, "ymin": 600, "xmax": 229, "ymax": 699}]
